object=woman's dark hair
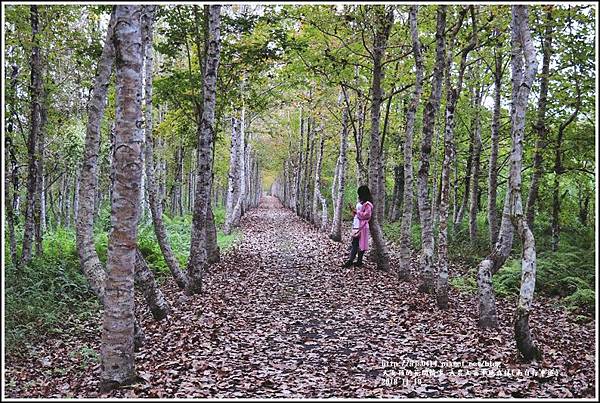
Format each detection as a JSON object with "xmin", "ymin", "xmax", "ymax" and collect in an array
[{"xmin": 357, "ymin": 185, "xmax": 372, "ymax": 203}]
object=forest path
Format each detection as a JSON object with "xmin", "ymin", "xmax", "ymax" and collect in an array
[{"xmin": 5, "ymin": 197, "xmax": 595, "ymax": 398}]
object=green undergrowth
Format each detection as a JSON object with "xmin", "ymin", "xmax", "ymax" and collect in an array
[
  {"xmin": 383, "ymin": 212, "xmax": 595, "ymax": 319},
  {"xmin": 5, "ymin": 206, "xmax": 240, "ymax": 357},
  {"xmin": 493, "ymin": 245, "xmax": 595, "ymax": 317},
  {"xmin": 5, "ymin": 227, "xmax": 100, "ymax": 357}
]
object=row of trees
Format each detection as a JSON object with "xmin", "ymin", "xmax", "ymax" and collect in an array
[
  {"xmin": 4, "ymin": 2, "xmax": 594, "ymax": 389},
  {"xmin": 5, "ymin": 4, "xmax": 268, "ymax": 389},
  {"xmin": 270, "ymin": 4, "xmax": 594, "ymax": 362},
  {"xmin": 223, "ymin": 109, "xmax": 262, "ymax": 235},
  {"xmin": 5, "ymin": 3, "xmax": 282, "ymax": 267}
]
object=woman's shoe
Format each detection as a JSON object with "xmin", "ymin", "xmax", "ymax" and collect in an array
[
  {"xmin": 342, "ymin": 260, "xmax": 353, "ymax": 268},
  {"xmin": 355, "ymin": 251, "xmax": 364, "ymax": 267}
]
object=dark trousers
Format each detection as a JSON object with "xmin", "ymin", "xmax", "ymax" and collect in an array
[{"xmin": 347, "ymin": 236, "xmax": 365, "ymax": 264}]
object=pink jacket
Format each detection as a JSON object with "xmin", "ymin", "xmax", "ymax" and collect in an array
[{"xmin": 354, "ymin": 201, "xmax": 372, "ymax": 251}]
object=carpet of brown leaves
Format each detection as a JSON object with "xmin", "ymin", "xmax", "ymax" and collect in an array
[{"xmin": 4, "ymin": 196, "xmax": 596, "ymax": 398}]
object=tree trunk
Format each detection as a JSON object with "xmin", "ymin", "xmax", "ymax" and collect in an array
[
  {"xmin": 430, "ymin": 112, "xmax": 443, "ymax": 228},
  {"xmin": 46, "ymin": 182, "xmax": 54, "ymax": 229},
  {"xmin": 75, "ymin": 8, "xmax": 169, "ymax": 365},
  {"xmin": 107, "ymin": 122, "xmax": 116, "ymax": 206},
  {"xmin": 436, "ymin": 6, "xmax": 475, "ymax": 309},
  {"xmin": 285, "ymin": 150, "xmax": 293, "ymax": 208},
  {"xmin": 171, "ymin": 145, "xmax": 184, "ymax": 216},
  {"xmin": 509, "ymin": 5, "xmax": 541, "ymax": 362},
  {"xmin": 20, "ymin": 4, "xmax": 43, "ymax": 269},
  {"xmin": 206, "ymin": 187, "xmax": 221, "ymax": 264},
  {"xmin": 292, "ymin": 152, "xmax": 299, "ymax": 210},
  {"xmin": 72, "ymin": 170, "xmax": 80, "ymax": 227},
  {"xmin": 477, "ymin": 189, "xmax": 515, "ymax": 327},
  {"xmin": 64, "ymin": 177, "xmax": 70, "ymax": 227},
  {"xmin": 513, "ymin": 218, "xmax": 541, "ymax": 362},
  {"xmin": 331, "ymin": 156, "xmax": 339, "ymax": 211},
  {"xmin": 454, "ymin": 130, "xmax": 473, "ymax": 228},
  {"xmin": 378, "ymin": 149, "xmax": 387, "ymax": 224},
  {"xmin": 134, "ymin": 249, "xmax": 170, "ymax": 321},
  {"xmin": 77, "ymin": 10, "xmax": 117, "ymax": 300},
  {"xmin": 311, "ymin": 130, "xmax": 320, "ymax": 226},
  {"xmin": 285, "ymin": 132, "xmax": 295, "ymax": 209},
  {"xmin": 416, "ymin": 5, "xmax": 448, "ymax": 291},
  {"xmin": 488, "ymin": 39, "xmax": 503, "ymax": 248},
  {"xmin": 5, "ymin": 136, "xmax": 18, "ymax": 267},
  {"xmin": 140, "ymin": 146, "xmax": 147, "ymax": 219},
  {"xmin": 354, "ymin": 89, "xmax": 369, "ymax": 187},
  {"xmin": 157, "ymin": 137, "xmax": 166, "ymax": 211},
  {"xmin": 231, "ymin": 109, "xmax": 246, "ymax": 229},
  {"xmin": 295, "ymin": 111, "xmax": 304, "ymax": 216},
  {"xmin": 187, "ymin": 5, "xmax": 221, "ymax": 295},
  {"xmin": 551, "ymin": 86, "xmax": 580, "ymax": 251},
  {"xmin": 477, "ymin": 13, "xmax": 531, "ymax": 328},
  {"xmin": 330, "ymin": 95, "xmax": 349, "ymax": 241},
  {"xmin": 388, "ymin": 164, "xmax": 404, "ymax": 222},
  {"xmin": 187, "ymin": 152, "xmax": 194, "ymax": 213},
  {"xmin": 468, "ymin": 76, "xmax": 483, "ymax": 244},
  {"xmin": 101, "ymin": 5, "xmax": 145, "ymax": 389},
  {"xmin": 313, "ymin": 134, "xmax": 328, "ymax": 230},
  {"xmin": 142, "ymin": 6, "xmax": 189, "ymax": 289},
  {"xmin": 281, "ymin": 156, "xmax": 288, "ymax": 205},
  {"xmin": 256, "ymin": 162, "xmax": 260, "ymax": 206},
  {"xmin": 223, "ymin": 117, "xmax": 241, "ymax": 234},
  {"xmin": 310, "ymin": 126, "xmax": 319, "ymax": 223},
  {"xmin": 451, "ymin": 151, "xmax": 459, "ymax": 225},
  {"xmin": 367, "ymin": 6, "xmax": 393, "ymax": 271},
  {"xmin": 577, "ymin": 189, "xmax": 589, "ymax": 226},
  {"xmin": 303, "ymin": 117, "xmax": 315, "ymax": 221},
  {"xmin": 6, "ymin": 57, "xmax": 20, "ymax": 264},
  {"xmin": 35, "ymin": 101, "xmax": 47, "ymax": 255},
  {"xmin": 551, "ymin": 176, "xmax": 560, "ymax": 252},
  {"xmin": 243, "ymin": 142, "xmax": 252, "ymax": 212},
  {"xmin": 398, "ymin": 5, "xmax": 427, "ymax": 280},
  {"xmin": 289, "ymin": 156, "xmax": 294, "ymax": 208},
  {"xmin": 248, "ymin": 157, "xmax": 259, "ymax": 207},
  {"xmin": 525, "ymin": 6, "xmax": 553, "ymax": 230},
  {"xmin": 54, "ymin": 180, "xmax": 66, "ymax": 227}
]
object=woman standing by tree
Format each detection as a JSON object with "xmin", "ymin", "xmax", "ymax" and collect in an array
[{"xmin": 342, "ymin": 185, "xmax": 373, "ymax": 268}]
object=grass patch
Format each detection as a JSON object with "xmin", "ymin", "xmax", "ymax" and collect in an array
[
  {"xmin": 563, "ymin": 288, "xmax": 595, "ymax": 316},
  {"xmin": 450, "ymin": 274, "xmax": 478, "ymax": 294},
  {"xmin": 5, "ymin": 205, "xmax": 242, "ymax": 357},
  {"xmin": 382, "ymin": 212, "xmax": 595, "ymax": 319},
  {"xmin": 382, "ymin": 221, "xmax": 421, "ymax": 250},
  {"xmin": 4, "ymin": 228, "xmax": 100, "ymax": 357},
  {"xmin": 217, "ymin": 230, "xmax": 241, "ymax": 250},
  {"xmin": 492, "ymin": 244, "xmax": 595, "ymax": 316}
]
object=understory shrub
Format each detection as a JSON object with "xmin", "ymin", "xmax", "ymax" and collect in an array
[{"xmin": 5, "ymin": 208, "xmax": 241, "ymax": 356}]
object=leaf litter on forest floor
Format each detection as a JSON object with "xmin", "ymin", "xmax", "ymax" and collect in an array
[{"xmin": 4, "ymin": 196, "xmax": 596, "ymax": 398}]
